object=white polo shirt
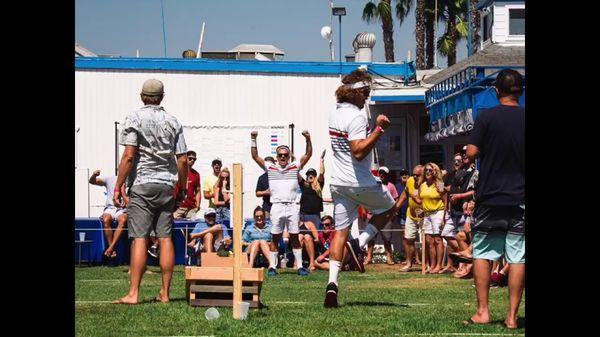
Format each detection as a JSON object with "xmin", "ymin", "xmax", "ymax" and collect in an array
[
  {"xmin": 263, "ymin": 160, "xmax": 301, "ymax": 203},
  {"xmin": 329, "ymin": 102, "xmax": 378, "ymax": 187}
]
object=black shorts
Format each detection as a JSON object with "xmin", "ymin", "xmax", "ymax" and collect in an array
[{"xmin": 472, "ymin": 204, "xmax": 525, "ymax": 236}]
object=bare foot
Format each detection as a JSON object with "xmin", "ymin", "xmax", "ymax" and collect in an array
[
  {"xmin": 309, "ymin": 265, "xmax": 317, "ymax": 271},
  {"xmin": 114, "ymin": 295, "xmax": 138, "ymax": 305},
  {"xmin": 504, "ymin": 319, "xmax": 518, "ymax": 329},
  {"xmin": 429, "ymin": 267, "xmax": 441, "ymax": 274},
  {"xmin": 399, "ymin": 264, "xmax": 412, "ymax": 272},
  {"xmin": 465, "ymin": 312, "xmax": 490, "ymax": 325},
  {"xmin": 155, "ymin": 290, "xmax": 170, "ymax": 303},
  {"xmin": 439, "ymin": 266, "xmax": 456, "ymax": 274}
]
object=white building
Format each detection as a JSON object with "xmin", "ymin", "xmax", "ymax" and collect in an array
[{"xmin": 75, "ymin": 58, "xmax": 429, "ymax": 219}]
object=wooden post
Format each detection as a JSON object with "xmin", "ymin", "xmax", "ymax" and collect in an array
[
  {"xmin": 232, "ymin": 163, "xmax": 243, "ymax": 319},
  {"xmin": 421, "ymin": 228, "xmax": 426, "ymax": 274}
]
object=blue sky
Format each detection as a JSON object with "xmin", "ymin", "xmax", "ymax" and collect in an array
[{"xmin": 76, "ymin": 0, "xmax": 466, "ymax": 65}]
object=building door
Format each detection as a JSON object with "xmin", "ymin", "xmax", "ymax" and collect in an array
[{"xmin": 375, "ymin": 116, "xmax": 407, "ymax": 170}]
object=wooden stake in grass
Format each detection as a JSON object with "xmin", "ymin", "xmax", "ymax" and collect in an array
[{"xmin": 232, "ymin": 163, "xmax": 244, "ymax": 319}]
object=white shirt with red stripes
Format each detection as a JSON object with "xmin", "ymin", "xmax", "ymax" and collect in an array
[
  {"xmin": 329, "ymin": 102, "xmax": 378, "ymax": 187},
  {"xmin": 263, "ymin": 160, "xmax": 301, "ymax": 203}
]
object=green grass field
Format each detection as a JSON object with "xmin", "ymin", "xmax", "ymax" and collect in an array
[{"xmin": 75, "ymin": 264, "xmax": 525, "ymax": 337}]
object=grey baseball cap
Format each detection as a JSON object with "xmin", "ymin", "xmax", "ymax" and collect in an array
[{"xmin": 141, "ymin": 79, "xmax": 164, "ymax": 96}]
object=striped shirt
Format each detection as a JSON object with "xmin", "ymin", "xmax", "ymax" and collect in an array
[
  {"xmin": 263, "ymin": 161, "xmax": 301, "ymax": 203},
  {"xmin": 329, "ymin": 102, "xmax": 377, "ymax": 187}
]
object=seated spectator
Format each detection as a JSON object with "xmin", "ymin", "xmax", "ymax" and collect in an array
[
  {"xmin": 298, "ymin": 220, "xmax": 320, "ymax": 271},
  {"xmin": 243, "ymin": 206, "xmax": 273, "ymax": 267},
  {"xmin": 88, "ymin": 170, "xmax": 128, "ymax": 259},
  {"xmin": 314, "ymin": 215, "xmax": 355, "ymax": 271},
  {"xmin": 453, "ymin": 200, "xmax": 475, "ymax": 278},
  {"xmin": 213, "ymin": 167, "xmax": 231, "ymax": 224},
  {"xmin": 187, "ymin": 208, "xmax": 231, "ymax": 263}
]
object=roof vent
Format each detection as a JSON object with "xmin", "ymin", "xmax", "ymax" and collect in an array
[{"xmin": 353, "ymin": 32, "xmax": 376, "ymax": 62}]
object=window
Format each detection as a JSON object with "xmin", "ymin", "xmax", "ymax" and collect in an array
[
  {"xmin": 509, "ymin": 8, "xmax": 525, "ymax": 35},
  {"xmin": 483, "ymin": 14, "xmax": 490, "ymax": 41}
]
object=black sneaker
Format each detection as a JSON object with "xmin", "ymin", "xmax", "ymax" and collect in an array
[
  {"xmin": 345, "ymin": 238, "xmax": 365, "ymax": 273},
  {"xmin": 324, "ymin": 282, "xmax": 338, "ymax": 308},
  {"xmin": 148, "ymin": 245, "xmax": 159, "ymax": 258}
]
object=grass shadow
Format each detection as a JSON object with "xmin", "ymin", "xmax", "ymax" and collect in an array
[{"xmin": 342, "ymin": 301, "xmax": 408, "ymax": 307}]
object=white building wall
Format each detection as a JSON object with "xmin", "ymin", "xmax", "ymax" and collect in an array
[
  {"xmin": 493, "ymin": 2, "xmax": 525, "ymax": 45},
  {"xmin": 75, "ymin": 69, "xmax": 344, "ymax": 218}
]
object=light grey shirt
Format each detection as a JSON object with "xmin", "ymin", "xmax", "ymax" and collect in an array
[{"xmin": 120, "ymin": 105, "xmax": 187, "ymax": 187}]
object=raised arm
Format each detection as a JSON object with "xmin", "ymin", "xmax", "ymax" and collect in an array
[
  {"xmin": 250, "ymin": 131, "xmax": 266, "ymax": 169},
  {"xmin": 88, "ymin": 170, "xmax": 105, "ymax": 186},
  {"xmin": 349, "ymin": 114, "xmax": 390, "ymax": 161},
  {"xmin": 299, "ymin": 130, "xmax": 312, "ymax": 168},
  {"xmin": 318, "ymin": 149, "xmax": 325, "ymax": 185}
]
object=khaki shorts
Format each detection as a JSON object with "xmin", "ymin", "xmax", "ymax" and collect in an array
[
  {"xmin": 127, "ymin": 183, "xmax": 175, "ymax": 238},
  {"xmin": 173, "ymin": 207, "xmax": 197, "ymax": 220},
  {"xmin": 404, "ymin": 216, "xmax": 423, "ymax": 240}
]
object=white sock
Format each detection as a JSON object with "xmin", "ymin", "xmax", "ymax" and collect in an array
[
  {"xmin": 268, "ymin": 251, "xmax": 278, "ymax": 269},
  {"xmin": 293, "ymin": 249, "xmax": 303, "ymax": 270},
  {"xmin": 358, "ymin": 223, "xmax": 378, "ymax": 249},
  {"xmin": 328, "ymin": 260, "xmax": 341, "ymax": 285}
]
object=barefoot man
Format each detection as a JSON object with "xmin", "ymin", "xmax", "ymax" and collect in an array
[{"xmin": 113, "ymin": 79, "xmax": 188, "ymax": 304}]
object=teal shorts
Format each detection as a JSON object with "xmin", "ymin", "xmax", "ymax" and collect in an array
[
  {"xmin": 472, "ymin": 232, "xmax": 525, "ymax": 264},
  {"xmin": 472, "ymin": 204, "xmax": 525, "ymax": 264}
]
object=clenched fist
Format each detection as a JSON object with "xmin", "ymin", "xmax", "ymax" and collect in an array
[
  {"xmin": 376, "ymin": 114, "xmax": 391, "ymax": 130},
  {"xmin": 251, "ymin": 131, "xmax": 258, "ymax": 139},
  {"xmin": 301, "ymin": 130, "xmax": 310, "ymax": 139},
  {"xmin": 93, "ymin": 170, "xmax": 101, "ymax": 176}
]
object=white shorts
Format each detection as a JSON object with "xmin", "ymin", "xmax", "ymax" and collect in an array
[
  {"xmin": 404, "ymin": 216, "xmax": 423, "ymax": 240},
  {"xmin": 270, "ymin": 203, "xmax": 300, "ymax": 235},
  {"xmin": 423, "ymin": 210, "xmax": 456, "ymax": 237},
  {"xmin": 101, "ymin": 206, "xmax": 126, "ymax": 220},
  {"xmin": 330, "ymin": 184, "xmax": 396, "ymax": 231}
]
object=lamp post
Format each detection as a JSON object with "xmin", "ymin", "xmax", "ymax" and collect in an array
[{"xmin": 332, "ymin": 6, "xmax": 346, "ymax": 75}]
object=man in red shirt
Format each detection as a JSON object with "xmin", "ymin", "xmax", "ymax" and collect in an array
[{"xmin": 173, "ymin": 150, "xmax": 201, "ymax": 219}]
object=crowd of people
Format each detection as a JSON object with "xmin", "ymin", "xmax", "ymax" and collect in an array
[{"xmin": 94, "ymin": 68, "xmax": 524, "ymax": 328}]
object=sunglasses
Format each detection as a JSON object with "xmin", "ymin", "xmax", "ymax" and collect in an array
[
  {"xmin": 188, "ymin": 157, "xmax": 197, "ymax": 161},
  {"xmin": 277, "ymin": 153, "xmax": 289, "ymax": 158},
  {"xmin": 254, "ymin": 215, "xmax": 264, "ymax": 219},
  {"xmin": 454, "ymin": 160, "xmax": 462, "ymax": 164},
  {"xmin": 205, "ymin": 214, "xmax": 216, "ymax": 218},
  {"xmin": 425, "ymin": 169, "xmax": 434, "ymax": 173},
  {"xmin": 322, "ymin": 222, "xmax": 333, "ymax": 227}
]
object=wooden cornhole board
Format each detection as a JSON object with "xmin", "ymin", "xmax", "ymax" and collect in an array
[{"xmin": 185, "ymin": 252, "xmax": 264, "ymax": 308}]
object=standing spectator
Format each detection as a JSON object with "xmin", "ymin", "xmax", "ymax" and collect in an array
[
  {"xmin": 395, "ymin": 168, "xmax": 409, "ymax": 236},
  {"xmin": 173, "ymin": 150, "xmax": 201, "ymax": 220},
  {"xmin": 365, "ymin": 166, "xmax": 399, "ymax": 265},
  {"xmin": 203, "ymin": 159, "xmax": 222, "ymax": 209},
  {"xmin": 398, "ymin": 165, "xmax": 424, "ymax": 272},
  {"xmin": 213, "ymin": 167, "xmax": 231, "ymax": 223},
  {"xmin": 250, "ymin": 130, "xmax": 313, "ymax": 276},
  {"xmin": 255, "ymin": 156, "xmax": 276, "ymax": 219},
  {"xmin": 113, "ymin": 79, "xmax": 188, "ymax": 304},
  {"xmin": 298, "ymin": 149, "xmax": 327, "ymax": 271},
  {"xmin": 187, "ymin": 208, "xmax": 231, "ymax": 259},
  {"xmin": 324, "ymin": 69, "xmax": 402, "ymax": 308},
  {"xmin": 88, "ymin": 170, "xmax": 128, "ymax": 259},
  {"xmin": 416, "ymin": 162, "xmax": 455, "ymax": 274},
  {"xmin": 243, "ymin": 206, "xmax": 273, "ymax": 267},
  {"xmin": 464, "ymin": 69, "xmax": 525, "ymax": 329}
]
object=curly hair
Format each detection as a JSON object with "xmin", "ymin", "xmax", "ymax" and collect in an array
[{"xmin": 335, "ymin": 69, "xmax": 373, "ymax": 104}]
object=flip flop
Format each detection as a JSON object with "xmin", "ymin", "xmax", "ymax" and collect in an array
[
  {"xmin": 399, "ymin": 266, "xmax": 412, "ymax": 272},
  {"xmin": 503, "ymin": 321, "xmax": 518, "ymax": 329},
  {"xmin": 450, "ymin": 252, "xmax": 473, "ymax": 263}
]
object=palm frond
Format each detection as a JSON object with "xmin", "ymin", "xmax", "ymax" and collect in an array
[
  {"xmin": 455, "ymin": 16, "xmax": 468, "ymax": 37},
  {"xmin": 436, "ymin": 33, "xmax": 454, "ymax": 56},
  {"xmin": 395, "ymin": 0, "xmax": 413, "ymax": 24},
  {"xmin": 377, "ymin": 1, "xmax": 392, "ymax": 20},
  {"xmin": 362, "ymin": 2, "xmax": 380, "ymax": 23}
]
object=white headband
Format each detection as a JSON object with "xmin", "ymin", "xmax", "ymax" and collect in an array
[{"xmin": 343, "ymin": 81, "xmax": 370, "ymax": 89}]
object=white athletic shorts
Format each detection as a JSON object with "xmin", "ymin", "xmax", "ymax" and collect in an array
[
  {"xmin": 330, "ymin": 184, "xmax": 396, "ymax": 231},
  {"xmin": 270, "ymin": 202, "xmax": 300, "ymax": 235},
  {"xmin": 404, "ymin": 216, "xmax": 423, "ymax": 240},
  {"xmin": 101, "ymin": 206, "xmax": 126, "ymax": 220},
  {"xmin": 423, "ymin": 210, "xmax": 456, "ymax": 237}
]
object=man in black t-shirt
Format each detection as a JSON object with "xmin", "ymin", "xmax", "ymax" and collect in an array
[
  {"xmin": 255, "ymin": 156, "xmax": 275, "ymax": 219},
  {"xmin": 465, "ymin": 69, "xmax": 525, "ymax": 329}
]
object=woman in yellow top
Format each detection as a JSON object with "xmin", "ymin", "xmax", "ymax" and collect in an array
[{"xmin": 416, "ymin": 162, "xmax": 454, "ymax": 274}]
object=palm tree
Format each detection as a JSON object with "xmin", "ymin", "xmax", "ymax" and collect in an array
[
  {"xmin": 362, "ymin": 0, "xmax": 413, "ymax": 63},
  {"xmin": 414, "ymin": 0, "xmax": 426, "ymax": 69},
  {"xmin": 436, "ymin": 0, "xmax": 469, "ymax": 67}
]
